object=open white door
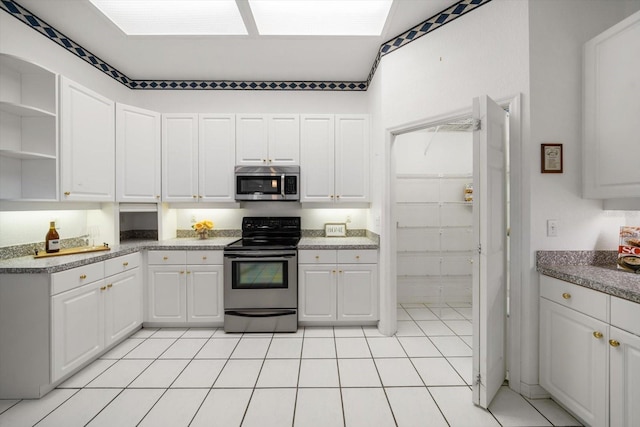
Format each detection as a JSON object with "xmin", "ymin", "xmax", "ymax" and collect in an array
[{"xmin": 472, "ymin": 95, "xmax": 508, "ymax": 408}]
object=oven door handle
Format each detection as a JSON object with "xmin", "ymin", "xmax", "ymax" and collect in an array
[
  {"xmin": 224, "ymin": 253, "xmax": 296, "ymax": 259},
  {"xmin": 226, "ymin": 310, "xmax": 297, "ymax": 318},
  {"xmin": 281, "ymin": 174, "xmax": 285, "ymax": 199}
]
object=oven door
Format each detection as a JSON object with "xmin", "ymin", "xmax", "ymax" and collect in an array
[{"xmin": 223, "ymin": 251, "xmax": 297, "ymax": 309}]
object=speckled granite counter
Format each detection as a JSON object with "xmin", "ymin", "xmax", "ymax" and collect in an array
[
  {"xmin": 0, "ymin": 236, "xmax": 380, "ymax": 274},
  {"xmin": 298, "ymin": 236, "xmax": 379, "ymax": 250},
  {"xmin": 537, "ymin": 250, "xmax": 640, "ymax": 304},
  {"xmin": 0, "ymin": 237, "xmax": 239, "ymax": 274}
]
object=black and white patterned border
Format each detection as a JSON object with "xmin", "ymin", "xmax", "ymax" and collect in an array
[{"xmin": 1, "ymin": 0, "xmax": 491, "ymax": 91}]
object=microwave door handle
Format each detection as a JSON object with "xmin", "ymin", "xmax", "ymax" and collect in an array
[{"xmin": 281, "ymin": 174, "xmax": 285, "ymax": 199}]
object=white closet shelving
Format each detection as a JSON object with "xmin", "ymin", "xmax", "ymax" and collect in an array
[
  {"xmin": 396, "ymin": 173, "xmax": 474, "ymax": 303},
  {"xmin": 0, "ymin": 54, "xmax": 58, "ymax": 201}
]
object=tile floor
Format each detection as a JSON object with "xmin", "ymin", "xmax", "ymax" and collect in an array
[{"xmin": 0, "ymin": 302, "xmax": 582, "ymax": 427}]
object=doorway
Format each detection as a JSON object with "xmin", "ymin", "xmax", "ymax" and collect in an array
[{"xmin": 379, "ymin": 94, "xmax": 523, "ymax": 405}]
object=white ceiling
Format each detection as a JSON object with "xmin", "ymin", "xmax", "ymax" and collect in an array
[{"xmin": 15, "ymin": 0, "xmax": 455, "ymax": 82}]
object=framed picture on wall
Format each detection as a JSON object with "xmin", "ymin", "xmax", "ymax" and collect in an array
[{"xmin": 541, "ymin": 143, "xmax": 563, "ymax": 173}]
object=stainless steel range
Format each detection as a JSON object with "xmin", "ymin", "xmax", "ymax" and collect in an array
[{"xmin": 223, "ymin": 217, "xmax": 301, "ymax": 333}]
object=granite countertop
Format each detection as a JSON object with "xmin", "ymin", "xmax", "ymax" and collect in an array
[
  {"xmin": 0, "ymin": 236, "xmax": 378, "ymax": 274},
  {"xmin": 537, "ymin": 251, "xmax": 640, "ymax": 304}
]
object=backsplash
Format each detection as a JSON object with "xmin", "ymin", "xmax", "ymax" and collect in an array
[
  {"xmin": 0, "ymin": 236, "xmax": 89, "ymax": 260},
  {"xmin": 536, "ymin": 250, "xmax": 618, "ymax": 266}
]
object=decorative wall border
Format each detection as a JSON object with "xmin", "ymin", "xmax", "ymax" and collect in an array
[{"xmin": 1, "ymin": 0, "xmax": 491, "ymax": 91}]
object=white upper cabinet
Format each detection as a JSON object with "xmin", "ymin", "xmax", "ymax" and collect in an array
[
  {"xmin": 60, "ymin": 76, "xmax": 115, "ymax": 201},
  {"xmin": 116, "ymin": 103, "xmax": 161, "ymax": 202},
  {"xmin": 236, "ymin": 114, "xmax": 299, "ymax": 165},
  {"xmin": 300, "ymin": 114, "xmax": 335, "ymax": 202},
  {"xmin": 335, "ymin": 115, "xmax": 370, "ymax": 203},
  {"xmin": 0, "ymin": 54, "xmax": 58, "ymax": 201},
  {"xmin": 162, "ymin": 113, "xmax": 235, "ymax": 202},
  {"xmin": 199, "ymin": 114, "xmax": 236, "ymax": 202},
  {"xmin": 300, "ymin": 114, "xmax": 369, "ymax": 203},
  {"xmin": 583, "ymin": 10, "xmax": 640, "ymax": 199}
]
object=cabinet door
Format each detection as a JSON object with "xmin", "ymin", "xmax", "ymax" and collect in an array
[
  {"xmin": 199, "ymin": 114, "xmax": 236, "ymax": 202},
  {"xmin": 335, "ymin": 114, "xmax": 369, "ymax": 203},
  {"xmin": 147, "ymin": 266, "xmax": 186, "ymax": 322},
  {"xmin": 116, "ymin": 103, "xmax": 161, "ymax": 202},
  {"xmin": 298, "ymin": 264, "xmax": 337, "ymax": 321},
  {"xmin": 337, "ymin": 264, "xmax": 378, "ymax": 321},
  {"xmin": 583, "ymin": 11, "xmax": 640, "ymax": 199},
  {"xmin": 539, "ymin": 298, "xmax": 607, "ymax": 427},
  {"xmin": 268, "ymin": 114, "xmax": 299, "ymax": 165},
  {"xmin": 51, "ymin": 280, "xmax": 105, "ymax": 382},
  {"xmin": 162, "ymin": 114, "xmax": 198, "ymax": 202},
  {"xmin": 236, "ymin": 114, "xmax": 268, "ymax": 165},
  {"xmin": 610, "ymin": 326, "xmax": 640, "ymax": 427},
  {"xmin": 300, "ymin": 115, "xmax": 335, "ymax": 202},
  {"xmin": 60, "ymin": 77, "xmax": 114, "ymax": 201},
  {"xmin": 104, "ymin": 268, "xmax": 142, "ymax": 347},
  {"xmin": 187, "ymin": 265, "xmax": 223, "ymax": 323}
]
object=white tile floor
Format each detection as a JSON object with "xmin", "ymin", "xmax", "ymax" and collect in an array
[{"xmin": 0, "ymin": 302, "xmax": 583, "ymax": 427}]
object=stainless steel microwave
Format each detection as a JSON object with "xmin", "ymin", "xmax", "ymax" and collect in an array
[{"xmin": 235, "ymin": 166, "xmax": 300, "ymax": 201}]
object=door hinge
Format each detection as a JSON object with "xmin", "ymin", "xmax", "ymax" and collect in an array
[
  {"xmin": 472, "ymin": 119, "xmax": 481, "ymax": 131},
  {"xmin": 477, "ymin": 244, "xmax": 482, "ymax": 254},
  {"xmin": 475, "ymin": 373, "xmax": 482, "ymax": 386}
]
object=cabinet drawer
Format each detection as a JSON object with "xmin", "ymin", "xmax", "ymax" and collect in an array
[
  {"xmin": 51, "ymin": 262, "xmax": 104, "ymax": 295},
  {"xmin": 611, "ymin": 296, "xmax": 640, "ymax": 336},
  {"xmin": 104, "ymin": 252, "xmax": 141, "ymax": 277},
  {"xmin": 337, "ymin": 250, "xmax": 377, "ymax": 264},
  {"xmin": 299, "ymin": 250, "xmax": 337, "ymax": 264},
  {"xmin": 187, "ymin": 250, "xmax": 223, "ymax": 265},
  {"xmin": 147, "ymin": 250, "xmax": 186, "ymax": 265},
  {"xmin": 540, "ymin": 275, "xmax": 609, "ymax": 322}
]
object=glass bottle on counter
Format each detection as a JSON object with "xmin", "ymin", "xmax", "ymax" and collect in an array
[{"xmin": 45, "ymin": 221, "xmax": 60, "ymax": 253}]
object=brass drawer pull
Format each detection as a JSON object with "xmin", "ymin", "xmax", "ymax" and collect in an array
[
  {"xmin": 609, "ymin": 339, "xmax": 620, "ymax": 348},
  {"xmin": 123, "ymin": 262, "xmax": 129, "ymax": 267},
  {"xmin": 107, "ymin": 284, "xmax": 113, "ymax": 288},
  {"xmin": 356, "ymin": 255, "xmax": 360, "ymax": 260},
  {"xmin": 80, "ymin": 274, "xmax": 87, "ymax": 279},
  {"xmin": 202, "ymin": 256, "xmax": 207, "ymax": 260},
  {"xmin": 100, "ymin": 286, "xmax": 106, "ymax": 291},
  {"xmin": 163, "ymin": 256, "xmax": 168, "ymax": 260},
  {"xmin": 64, "ymin": 191, "xmax": 70, "ymax": 196},
  {"xmin": 593, "ymin": 331, "xmax": 603, "ymax": 339},
  {"xmin": 562, "ymin": 293, "xmax": 571, "ymax": 300}
]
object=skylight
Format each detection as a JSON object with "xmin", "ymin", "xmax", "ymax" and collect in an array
[
  {"xmin": 89, "ymin": 0, "xmax": 247, "ymax": 35},
  {"xmin": 249, "ymin": 0, "xmax": 393, "ymax": 36},
  {"xmin": 89, "ymin": 0, "xmax": 393, "ymax": 37}
]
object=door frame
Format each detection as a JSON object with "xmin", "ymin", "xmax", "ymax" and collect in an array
[{"xmin": 379, "ymin": 93, "xmax": 523, "ymax": 394}]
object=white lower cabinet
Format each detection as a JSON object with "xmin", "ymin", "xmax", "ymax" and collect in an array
[
  {"xmin": 540, "ymin": 275, "xmax": 640, "ymax": 427},
  {"xmin": 51, "ymin": 276, "xmax": 105, "ymax": 383},
  {"xmin": 298, "ymin": 249, "xmax": 378, "ymax": 323},
  {"xmin": 51, "ymin": 253, "xmax": 142, "ymax": 382},
  {"xmin": 147, "ymin": 250, "xmax": 223, "ymax": 325}
]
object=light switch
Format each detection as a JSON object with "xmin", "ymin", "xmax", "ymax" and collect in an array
[{"xmin": 547, "ymin": 219, "xmax": 558, "ymax": 237}]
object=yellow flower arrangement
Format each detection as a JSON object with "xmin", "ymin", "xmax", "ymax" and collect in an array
[{"xmin": 192, "ymin": 220, "xmax": 214, "ymax": 239}]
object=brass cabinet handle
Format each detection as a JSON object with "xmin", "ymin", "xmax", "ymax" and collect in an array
[
  {"xmin": 356, "ymin": 255, "xmax": 360, "ymax": 260},
  {"xmin": 107, "ymin": 284, "xmax": 113, "ymax": 288},
  {"xmin": 123, "ymin": 262, "xmax": 129, "ymax": 267},
  {"xmin": 64, "ymin": 191, "xmax": 70, "ymax": 196},
  {"xmin": 100, "ymin": 286, "xmax": 106, "ymax": 291},
  {"xmin": 193, "ymin": 195, "xmax": 197, "ymax": 199},
  {"xmin": 186, "ymin": 271, "xmax": 191, "ymax": 274},
  {"xmin": 332, "ymin": 270, "xmax": 336, "ymax": 273},
  {"xmin": 262, "ymin": 159, "xmax": 267, "ymax": 163},
  {"xmin": 80, "ymin": 274, "xmax": 87, "ymax": 279},
  {"xmin": 202, "ymin": 256, "xmax": 207, "ymax": 260},
  {"xmin": 339, "ymin": 270, "xmax": 343, "ymax": 273},
  {"xmin": 163, "ymin": 256, "xmax": 168, "ymax": 260},
  {"xmin": 315, "ymin": 255, "xmax": 320, "ymax": 259},
  {"xmin": 156, "ymin": 195, "xmax": 160, "ymax": 199},
  {"xmin": 198, "ymin": 195, "xmax": 203, "ymax": 198},
  {"xmin": 593, "ymin": 331, "xmax": 603, "ymax": 339},
  {"xmin": 336, "ymin": 195, "xmax": 340, "ymax": 199},
  {"xmin": 330, "ymin": 195, "xmax": 334, "ymax": 199},
  {"xmin": 562, "ymin": 293, "xmax": 571, "ymax": 299},
  {"xmin": 609, "ymin": 339, "xmax": 620, "ymax": 347},
  {"xmin": 180, "ymin": 271, "xmax": 185, "ymax": 274}
]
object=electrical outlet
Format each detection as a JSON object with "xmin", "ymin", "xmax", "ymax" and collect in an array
[{"xmin": 547, "ymin": 219, "xmax": 558, "ymax": 237}]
